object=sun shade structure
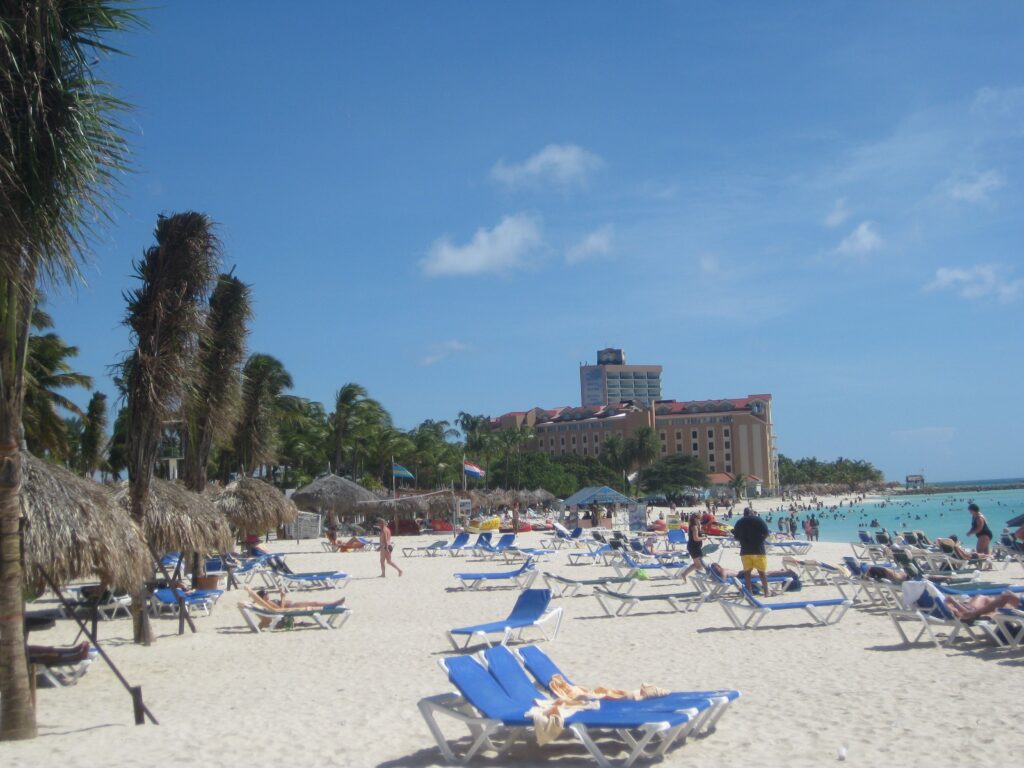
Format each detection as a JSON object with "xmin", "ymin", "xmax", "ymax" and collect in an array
[
  {"xmin": 357, "ymin": 489, "xmax": 456, "ymax": 518},
  {"xmin": 290, "ymin": 474, "xmax": 378, "ymax": 517},
  {"xmin": 561, "ymin": 486, "xmax": 634, "ymax": 507},
  {"xmin": 113, "ymin": 477, "xmax": 233, "ymax": 555},
  {"xmin": 214, "ymin": 477, "xmax": 297, "ymax": 531},
  {"xmin": 19, "ymin": 452, "xmax": 150, "ymax": 592}
]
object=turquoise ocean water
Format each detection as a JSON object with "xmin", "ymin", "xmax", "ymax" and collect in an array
[{"xmin": 766, "ymin": 486, "xmax": 1024, "ymax": 544}]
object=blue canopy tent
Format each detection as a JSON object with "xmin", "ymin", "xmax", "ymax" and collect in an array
[{"xmin": 561, "ymin": 486, "xmax": 633, "ymax": 508}]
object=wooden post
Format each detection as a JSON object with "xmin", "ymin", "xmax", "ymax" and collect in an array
[{"xmin": 130, "ymin": 686, "xmax": 145, "ymax": 725}]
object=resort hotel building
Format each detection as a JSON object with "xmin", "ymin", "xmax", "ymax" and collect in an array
[{"xmin": 490, "ymin": 349, "xmax": 779, "ymax": 492}]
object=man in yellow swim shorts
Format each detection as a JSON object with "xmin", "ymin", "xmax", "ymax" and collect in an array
[{"xmin": 732, "ymin": 508, "xmax": 770, "ymax": 595}]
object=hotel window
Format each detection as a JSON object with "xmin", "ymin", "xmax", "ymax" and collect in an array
[
  {"xmin": 571, "ymin": 436, "xmax": 576, "ymax": 445},
  {"xmin": 708, "ymin": 442, "xmax": 714, "ymax": 450},
  {"xmin": 582, "ymin": 435, "xmax": 588, "ymax": 443},
  {"xmin": 707, "ymin": 429, "xmax": 714, "ymax": 438},
  {"xmin": 675, "ymin": 430, "xmax": 682, "ymax": 439},
  {"xmin": 709, "ymin": 464, "xmax": 716, "ymax": 472},
  {"xmin": 691, "ymin": 430, "xmax": 697, "ymax": 439},
  {"xmin": 659, "ymin": 431, "xmax": 666, "ymax": 441},
  {"xmin": 583, "ymin": 447, "xmax": 588, "ymax": 455},
  {"xmin": 709, "ymin": 454, "xmax": 715, "ymax": 463},
  {"xmin": 725, "ymin": 453, "xmax": 731, "ymax": 461},
  {"xmin": 724, "ymin": 441, "xmax": 731, "ymax": 449},
  {"xmin": 549, "ymin": 438, "xmax": 554, "ymax": 448},
  {"xmin": 724, "ymin": 428, "xmax": 731, "ymax": 437},
  {"xmin": 560, "ymin": 437, "xmax": 565, "ymax": 446},
  {"xmin": 676, "ymin": 442, "xmax": 682, "ymax": 452},
  {"xmin": 692, "ymin": 442, "xmax": 698, "ymax": 452},
  {"xmin": 725, "ymin": 464, "xmax": 732, "ymax": 472},
  {"xmin": 661, "ymin": 444, "xmax": 667, "ymax": 453}
]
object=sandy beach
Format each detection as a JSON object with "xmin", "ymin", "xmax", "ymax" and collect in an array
[{"xmin": 6, "ymin": 523, "xmax": 1022, "ymax": 768}]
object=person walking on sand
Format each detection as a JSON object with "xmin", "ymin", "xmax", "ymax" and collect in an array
[
  {"xmin": 966, "ymin": 503, "xmax": 993, "ymax": 555},
  {"xmin": 732, "ymin": 507, "xmax": 770, "ymax": 595},
  {"xmin": 377, "ymin": 518, "xmax": 403, "ymax": 577},
  {"xmin": 679, "ymin": 512, "xmax": 707, "ymax": 582}
]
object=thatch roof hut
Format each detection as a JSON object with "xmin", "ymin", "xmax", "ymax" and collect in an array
[
  {"xmin": 113, "ymin": 478, "xmax": 233, "ymax": 555},
  {"xmin": 214, "ymin": 477, "xmax": 297, "ymax": 532},
  {"xmin": 19, "ymin": 452, "xmax": 150, "ymax": 591},
  {"xmin": 291, "ymin": 474, "xmax": 378, "ymax": 518},
  {"xmin": 356, "ymin": 489, "xmax": 456, "ymax": 518}
]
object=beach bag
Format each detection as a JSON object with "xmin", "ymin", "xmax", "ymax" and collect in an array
[{"xmin": 782, "ymin": 569, "xmax": 802, "ymax": 592}]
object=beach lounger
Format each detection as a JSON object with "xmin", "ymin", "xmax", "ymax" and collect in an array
[
  {"xmin": 479, "ymin": 533, "xmax": 517, "ymax": 559},
  {"xmin": 691, "ymin": 564, "xmax": 794, "ymax": 609},
  {"xmin": 419, "ymin": 654, "xmax": 699, "ymax": 768},
  {"xmin": 512, "ymin": 644, "xmax": 740, "ymax": 737},
  {"xmin": 765, "ymin": 539, "xmax": 812, "ymax": 556},
  {"xmin": 612, "ymin": 553, "xmax": 688, "ymax": 580},
  {"xmin": 719, "ymin": 582, "xmax": 851, "ymax": 630},
  {"xmin": 780, "ymin": 557, "xmax": 846, "ymax": 588},
  {"xmin": 402, "ymin": 540, "xmax": 449, "ymax": 557},
  {"xmin": 542, "ymin": 571, "xmax": 637, "ymax": 598},
  {"xmin": 986, "ymin": 607, "xmax": 1024, "ymax": 649},
  {"xmin": 465, "ymin": 532, "xmax": 495, "ymax": 554},
  {"xmin": 850, "ymin": 541, "xmax": 892, "ymax": 564},
  {"xmin": 269, "ymin": 569, "xmax": 349, "ymax": 591},
  {"xmin": 594, "ymin": 587, "xmax": 704, "ymax": 617},
  {"xmin": 28, "ymin": 642, "xmax": 98, "ymax": 687},
  {"xmin": 454, "ymin": 558, "xmax": 538, "ymax": 590},
  {"xmin": 446, "ymin": 588, "xmax": 563, "ymax": 650},
  {"xmin": 567, "ymin": 544, "xmax": 616, "ymax": 565},
  {"xmin": 149, "ymin": 587, "xmax": 222, "ymax": 618},
  {"xmin": 238, "ymin": 602, "xmax": 352, "ymax": 632},
  {"xmin": 665, "ymin": 528, "xmax": 688, "ymax": 550},
  {"xmin": 888, "ymin": 581, "xmax": 992, "ymax": 648},
  {"xmin": 58, "ymin": 586, "xmax": 132, "ymax": 621},
  {"xmin": 478, "ymin": 645, "xmax": 718, "ymax": 751},
  {"xmin": 504, "ymin": 546, "xmax": 555, "ymax": 563}
]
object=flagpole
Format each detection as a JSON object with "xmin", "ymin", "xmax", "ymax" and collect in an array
[
  {"xmin": 391, "ymin": 454, "xmax": 397, "ymax": 498},
  {"xmin": 462, "ymin": 453, "xmax": 467, "ymax": 493}
]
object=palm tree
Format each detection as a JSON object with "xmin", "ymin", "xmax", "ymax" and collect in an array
[
  {"xmin": 23, "ymin": 316, "xmax": 92, "ymax": 460},
  {"xmin": 627, "ymin": 426, "xmax": 659, "ymax": 494},
  {"xmin": 600, "ymin": 433, "xmax": 630, "ymax": 493},
  {"xmin": 0, "ymin": 1, "xmax": 136, "ymax": 739},
  {"xmin": 233, "ymin": 354, "xmax": 293, "ymax": 476},
  {"xmin": 182, "ymin": 273, "xmax": 251, "ymax": 492},
  {"xmin": 105, "ymin": 406, "xmax": 130, "ymax": 481},
  {"xmin": 328, "ymin": 384, "xmax": 382, "ymax": 476},
  {"xmin": 730, "ymin": 472, "xmax": 748, "ymax": 501},
  {"xmin": 78, "ymin": 392, "xmax": 108, "ymax": 477},
  {"xmin": 122, "ymin": 212, "xmax": 220, "ymax": 643}
]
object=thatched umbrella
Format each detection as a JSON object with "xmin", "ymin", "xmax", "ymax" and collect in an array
[
  {"xmin": 213, "ymin": 477, "xmax": 297, "ymax": 532},
  {"xmin": 291, "ymin": 474, "xmax": 377, "ymax": 519},
  {"xmin": 113, "ymin": 478, "xmax": 232, "ymax": 555},
  {"xmin": 533, "ymin": 488, "xmax": 557, "ymax": 505},
  {"xmin": 19, "ymin": 452, "xmax": 149, "ymax": 592}
]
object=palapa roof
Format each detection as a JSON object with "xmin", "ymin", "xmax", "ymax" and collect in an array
[
  {"xmin": 356, "ymin": 489, "xmax": 456, "ymax": 517},
  {"xmin": 214, "ymin": 477, "xmax": 297, "ymax": 531},
  {"xmin": 113, "ymin": 477, "xmax": 233, "ymax": 555},
  {"xmin": 290, "ymin": 474, "xmax": 378, "ymax": 516},
  {"xmin": 19, "ymin": 452, "xmax": 150, "ymax": 591}
]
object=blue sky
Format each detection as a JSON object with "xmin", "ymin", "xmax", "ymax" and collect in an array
[{"xmin": 49, "ymin": 2, "xmax": 1024, "ymax": 482}]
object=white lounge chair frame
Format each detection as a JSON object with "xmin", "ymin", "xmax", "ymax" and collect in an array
[
  {"xmin": 594, "ymin": 587, "xmax": 701, "ymax": 617},
  {"xmin": 542, "ymin": 571, "xmax": 637, "ymax": 598},
  {"xmin": 238, "ymin": 602, "xmax": 352, "ymax": 633},
  {"xmin": 719, "ymin": 594, "xmax": 852, "ymax": 630}
]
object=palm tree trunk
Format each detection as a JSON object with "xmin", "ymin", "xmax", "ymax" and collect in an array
[
  {"xmin": 0, "ymin": 444, "xmax": 36, "ymax": 740},
  {"xmin": 0, "ymin": 276, "xmax": 38, "ymax": 738}
]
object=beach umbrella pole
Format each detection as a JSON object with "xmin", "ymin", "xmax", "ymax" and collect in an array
[{"xmin": 39, "ymin": 568, "xmax": 159, "ymax": 725}]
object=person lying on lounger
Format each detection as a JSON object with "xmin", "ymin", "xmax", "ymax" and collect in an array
[
  {"xmin": 944, "ymin": 591, "xmax": 1023, "ymax": 621},
  {"xmin": 708, "ymin": 562, "xmax": 799, "ymax": 588},
  {"xmin": 247, "ymin": 587, "xmax": 345, "ymax": 611},
  {"xmin": 330, "ymin": 536, "xmax": 367, "ymax": 552},
  {"xmin": 863, "ymin": 565, "xmax": 963, "ymax": 585},
  {"xmin": 936, "ymin": 537, "xmax": 985, "ymax": 562}
]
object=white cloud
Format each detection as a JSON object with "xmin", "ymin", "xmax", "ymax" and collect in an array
[
  {"xmin": 491, "ymin": 144, "xmax": 604, "ymax": 187},
  {"xmin": 565, "ymin": 225, "xmax": 613, "ymax": 264},
  {"xmin": 946, "ymin": 170, "xmax": 1005, "ymax": 203},
  {"xmin": 824, "ymin": 198, "xmax": 851, "ymax": 228},
  {"xmin": 421, "ymin": 214, "xmax": 543, "ymax": 277},
  {"xmin": 420, "ymin": 340, "xmax": 468, "ymax": 367},
  {"xmin": 835, "ymin": 221, "xmax": 882, "ymax": 256},
  {"xmin": 924, "ymin": 263, "xmax": 1024, "ymax": 303}
]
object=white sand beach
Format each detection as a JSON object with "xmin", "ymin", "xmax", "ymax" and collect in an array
[{"xmin": 5, "ymin": 529, "xmax": 1021, "ymax": 768}]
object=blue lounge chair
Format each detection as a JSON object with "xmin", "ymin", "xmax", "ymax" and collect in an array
[
  {"xmin": 269, "ymin": 568, "xmax": 349, "ymax": 592},
  {"xmin": 419, "ymin": 654, "xmax": 698, "ymax": 768},
  {"xmin": 693, "ymin": 562, "xmax": 794, "ymax": 608},
  {"xmin": 512, "ymin": 644, "xmax": 739, "ymax": 735},
  {"xmin": 149, "ymin": 588, "xmax": 222, "ymax": 618},
  {"xmin": 401, "ymin": 539, "xmax": 449, "ymax": 557},
  {"xmin": 465, "ymin": 532, "xmax": 494, "ymax": 554},
  {"xmin": 454, "ymin": 557, "xmax": 537, "ymax": 590},
  {"xmin": 612, "ymin": 552, "xmax": 688, "ymax": 580},
  {"xmin": 889, "ymin": 580, "xmax": 993, "ymax": 647},
  {"xmin": 479, "ymin": 533, "xmax": 517, "ymax": 559},
  {"xmin": 437, "ymin": 531, "xmax": 471, "ymax": 557},
  {"xmin": 719, "ymin": 582, "xmax": 851, "ymax": 629},
  {"xmin": 666, "ymin": 528, "xmax": 688, "ymax": 550},
  {"xmin": 567, "ymin": 543, "xmax": 615, "ymax": 565},
  {"xmin": 446, "ymin": 588, "xmax": 563, "ymax": 649}
]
